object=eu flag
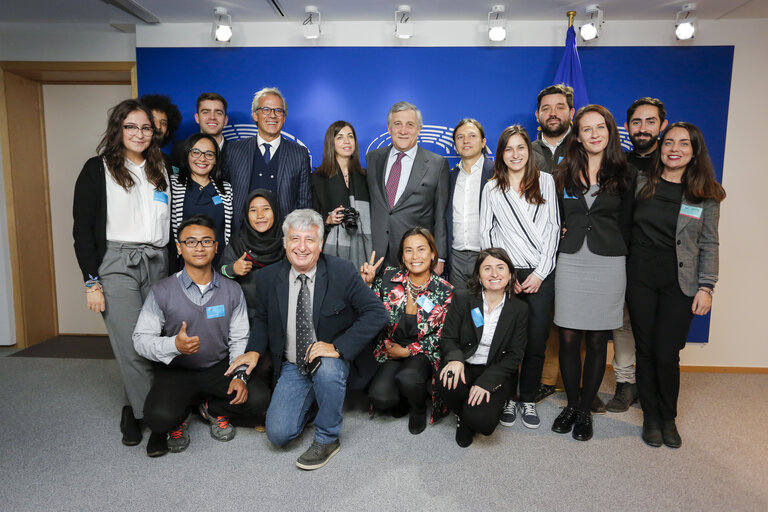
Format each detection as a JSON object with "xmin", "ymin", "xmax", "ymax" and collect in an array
[{"xmin": 553, "ymin": 26, "xmax": 589, "ymax": 111}]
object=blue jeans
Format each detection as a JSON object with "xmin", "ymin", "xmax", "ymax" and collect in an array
[{"xmin": 266, "ymin": 358, "xmax": 350, "ymax": 445}]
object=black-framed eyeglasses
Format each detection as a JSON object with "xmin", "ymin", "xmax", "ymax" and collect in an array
[
  {"xmin": 189, "ymin": 148, "xmax": 216, "ymax": 160},
  {"xmin": 123, "ymin": 124, "xmax": 154, "ymax": 136},
  {"xmin": 255, "ymin": 107, "xmax": 286, "ymax": 117},
  {"xmin": 180, "ymin": 239, "xmax": 216, "ymax": 248}
]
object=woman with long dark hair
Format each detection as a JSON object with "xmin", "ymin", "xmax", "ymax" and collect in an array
[
  {"xmin": 480, "ymin": 125, "xmax": 560, "ymax": 430},
  {"xmin": 311, "ymin": 121, "xmax": 372, "ymax": 267},
  {"xmin": 170, "ymin": 133, "xmax": 232, "ymax": 266},
  {"xmin": 628, "ymin": 122, "xmax": 725, "ymax": 448},
  {"xmin": 360, "ymin": 228, "xmax": 454, "ymax": 435},
  {"xmin": 552, "ymin": 105, "xmax": 636, "ymax": 441},
  {"xmin": 437, "ymin": 248, "xmax": 528, "ymax": 447},
  {"xmin": 73, "ymin": 98, "xmax": 170, "ymax": 450}
]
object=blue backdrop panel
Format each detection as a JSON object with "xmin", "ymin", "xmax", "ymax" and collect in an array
[{"xmin": 137, "ymin": 45, "xmax": 733, "ymax": 343}]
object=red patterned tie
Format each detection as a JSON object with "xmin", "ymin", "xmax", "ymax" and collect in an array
[{"xmin": 385, "ymin": 152, "xmax": 406, "ymax": 209}]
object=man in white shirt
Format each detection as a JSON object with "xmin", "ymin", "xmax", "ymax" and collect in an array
[{"xmin": 447, "ymin": 119, "xmax": 494, "ymax": 288}]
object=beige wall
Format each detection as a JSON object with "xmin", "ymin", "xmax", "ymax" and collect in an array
[{"xmin": 42, "ymin": 84, "xmax": 131, "ymax": 335}]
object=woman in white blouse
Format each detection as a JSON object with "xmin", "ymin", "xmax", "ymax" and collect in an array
[
  {"xmin": 479, "ymin": 124, "xmax": 560, "ymax": 430},
  {"xmin": 73, "ymin": 98, "xmax": 170, "ymax": 450}
]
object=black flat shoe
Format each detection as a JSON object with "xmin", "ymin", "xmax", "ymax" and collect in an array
[
  {"xmin": 552, "ymin": 406, "xmax": 578, "ymax": 434},
  {"xmin": 642, "ymin": 418, "xmax": 663, "ymax": 447},
  {"xmin": 572, "ymin": 411, "xmax": 593, "ymax": 441},
  {"xmin": 146, "ymin": 431, "xmax": 168, "ymax": 458},
  {"xmin": 408, "ymin": 411, "xmax": 427, "ymax": 435},
  {"xmin": 455, "ymin": 416, "xmax": 473, "ymax": 448},
  {"xmin": 120, "ymin": 405, "xmax": 142, "ymax": 446},
  {"xmin": 662, "ymin": 420, "xmax": 682, "ymax": 448}
]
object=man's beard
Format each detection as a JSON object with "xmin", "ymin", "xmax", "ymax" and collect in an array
[
  {"xmin": 629, "ymin": 133, "xmax": 657, "ymax": 153},
  {"xmin": 540, "ymin": 118, "xmax": 569, "ymax": 139}
]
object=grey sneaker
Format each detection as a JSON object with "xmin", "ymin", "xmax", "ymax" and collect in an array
[
  {"xmin": 199, "ymin": 401, "xmax": 235, "ymax": 442},
  {"xmin": 499, "ymin": 400, "xmax": 517, "ymax": 426},
  {"xmin": 167, "ymin": 418, "xmax": 190, "ymax": 453},
  {"xmin": 519, "ymin": 402, "xmax": 541, "ymax": 429},
  {"xmin": 296, "ymin": 439, "xmax": 341, "ymax": 470}
]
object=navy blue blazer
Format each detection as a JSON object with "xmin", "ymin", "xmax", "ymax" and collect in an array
[
  {"xmin": 446, "ymin": 155, "xmax": 495, "ymax": 254},
  {"xmin": 245, "ymin": 254, "xmax": 388, "ymax": 382},
  {"xmin": 224, "ymin": 135, "xmax": 311, "ymax": 234}
]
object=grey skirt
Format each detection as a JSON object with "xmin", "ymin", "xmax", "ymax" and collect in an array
[{"xmin": 554, "ymin": 243, "xmax": 626, "ymax": 330}]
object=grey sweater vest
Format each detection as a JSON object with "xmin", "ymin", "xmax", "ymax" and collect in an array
[{"xmin": 153, "ymin": 274, "xmax": 242, "ymax": 370}]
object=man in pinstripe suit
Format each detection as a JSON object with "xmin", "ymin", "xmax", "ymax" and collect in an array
[{"xmin": 224, "ymin": 87, "xmax": 311, "ymax": 234}]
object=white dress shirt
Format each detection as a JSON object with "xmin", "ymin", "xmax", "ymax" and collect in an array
[
  {"xmin": 383, "ymin": 145, "xmax": 419, "ymax": 206},
  {"xmin": 105, "ymin": 158, "xmax": 170, "ymax": 246},
  {"xmin": 466, "ymin": 292, "xmax": 506, "ymax": 366},
  {"xmin": 257, "ymin": 134, "xmax": 281, "ymax": 157},
  {"xmin": 452, "ymin": 156, "xmax": 484, "ymax": 251}
]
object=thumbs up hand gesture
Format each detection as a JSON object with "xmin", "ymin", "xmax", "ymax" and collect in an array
[
  {"xmin": 233, "ymin": 252, "xmax": 253, "ymax": 276},
  {"xmin": 175, "ymin": 321, "xmax": 200, "ymax": 354}
]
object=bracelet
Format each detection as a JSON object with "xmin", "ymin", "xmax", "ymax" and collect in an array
[
  {"xmin": 85, "ymin": 283, "xmax": 103, "ymax": 294},
  {"xmin": 220, "ymin": 265, "xmax": 234, "ymax": 279},
  {"xmin": 698, "ymin": 287, "xmax": 714, "ymax": 296}
]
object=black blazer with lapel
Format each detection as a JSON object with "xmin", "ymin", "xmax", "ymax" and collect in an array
[
  {"xmin": 224, "ymin": 135, "xmax": 311, "ymax": 234},
  {"xmin": 365, "ymin": 145, "xmax": 450, "ymax": 264},
  {"xmin": 446, "ymin": 155, "xmax": 494, "ymax": 255},
  {"xmin": 558, "ymin": 166, "xmax": 637, "ymax": 256},
  {"xmin": 245, "ymin": 254, "xmax": 388, "ymax": 382},
  {"xmin": 440, "ymin": 289, "xmax": 528, "ymax": 393}
]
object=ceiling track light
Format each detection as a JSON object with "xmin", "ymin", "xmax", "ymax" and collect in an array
[
  {"xmin": 488, "ymin": 5, "xmax": 506, "ymax": 42},
  {"xmin": 302, "ymin": 5, "xmax": 321, "ymax": 40},
  {"xmin": 395, "ymin": 5, "xmax": 413, "ymax": 40},
  {"xmin": 579, "ymin": 4, "xmax": 603, "ymax": 42},
  {"xmin": 213, "ymin": 7, "xmax": 233, "ymax": 43},
  {"xmin": 675, "ymin": 3, "xmax": 696, "ymax": 40}
]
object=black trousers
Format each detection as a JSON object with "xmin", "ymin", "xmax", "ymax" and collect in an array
[
  {"xmin": 368, "ymin": 354, "xmax": 432, "ymax": 413},
  {"xmin": 143, "ymin": 359, "xmax": 272, "ymax": 433},
  {"xmin": 437, "ymin": 363, "xmax": 511, "ymax": 436},
  {"xmin": 510, "ymin": 269, "xmax": 555, "ymax": 402},
  {"xmin": 626, "ymin": 247, "xmax": 694, "ymax": 421}
]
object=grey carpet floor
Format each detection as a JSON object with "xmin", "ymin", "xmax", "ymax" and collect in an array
[{"xmin": 1, "ymin": 357, "xmax": 766, "ymax": 512}]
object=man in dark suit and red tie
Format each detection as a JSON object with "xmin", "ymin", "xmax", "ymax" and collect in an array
[
  {"xmin": 224, "ymin": 87, "xmax": 311, "ymax": 234},
  {"xmin": 365, "ymin": 101, "xmax": 450, "ymax": 275}
]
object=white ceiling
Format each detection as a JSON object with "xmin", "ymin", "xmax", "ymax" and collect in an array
[{"xmin": 4, "ymin": 0, "xmax": 768, "ymax": 24}]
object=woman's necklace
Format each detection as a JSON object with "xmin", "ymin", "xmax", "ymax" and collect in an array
[{"xmin": 407, "ymin": 275, "xmax": 429, "ymax": 302}]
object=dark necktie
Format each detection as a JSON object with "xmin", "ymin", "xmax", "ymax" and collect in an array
[
  {"xmin": 263, "ymin": 142, "xmax": 272, "ymax": 164},
  {"xmin": 385, "ymin": 151, "xmax": 406, "ymax": 209},
  {"xmin": 296, "ymin": 274, "xmax": 313, "ymax": 374}
]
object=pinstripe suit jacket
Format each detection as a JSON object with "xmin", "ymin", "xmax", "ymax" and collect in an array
[{"xmin": 224, "ymin": 135, "xmax": 311, "ymax": 233}]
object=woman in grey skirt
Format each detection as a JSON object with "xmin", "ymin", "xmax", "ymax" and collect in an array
[{"xmin": 551, "ymin": 105, "xmax": 636, "ymax": 441}]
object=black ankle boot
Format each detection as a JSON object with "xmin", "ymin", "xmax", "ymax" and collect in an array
[{"xmin": 572, "ymin": 410, "xmax": 593, "ymax": 441}]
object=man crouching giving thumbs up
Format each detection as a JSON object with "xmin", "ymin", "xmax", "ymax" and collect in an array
[{"xmin": 133, "ymin": 214, "xmax": 271, "ymax": 457}]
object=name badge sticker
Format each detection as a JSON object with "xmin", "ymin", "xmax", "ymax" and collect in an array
[
  {"xmin": 153, "ymin": 191, "xmax": 169, "ymax": 204},
  {"xmin": 471, "ymin": 307, "xmax": 484, "ymax": 328},
  {"xmin": 206, "ymin": 305, "xmax": 225, "ymax": 319},
  {"xmin": 212, "ymin": 195, "xmax": 223, "ymax": 205},
  {"xmin": 563, "ymin": 189, "xmax": 578, "ymax": 200},
  {"xmin": 416, "ymin": 295, "xmax": 435, "ymax": 313},
  {"xmin": 679, "ymin": 204, "xmax": 703, "ymax": 219}
]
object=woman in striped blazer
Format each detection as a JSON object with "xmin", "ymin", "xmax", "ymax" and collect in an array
[
  {"xmin": 479, "ymin": 125, "xmax": 560, "ymax": 430},
  {"xmin": 170, "ymin": 133, "xmax": 232, "ymax": 267}
]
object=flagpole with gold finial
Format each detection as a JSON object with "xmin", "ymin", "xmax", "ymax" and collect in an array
[{"xmin": 567, "ymin": 11, "xmax": 576, "ymax": 27}]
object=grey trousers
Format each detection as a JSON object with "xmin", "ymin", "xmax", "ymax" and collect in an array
[
  {"xmin": 99, "ymin": 242, "xmax": 168, "ymax": 419},
  {"xmin": 611, "ymin": 305, "xmax": 636, "ymax": 384},
  {"xmin": 450, "ymin": 249, "xmax": 479, "ymax": 289}
]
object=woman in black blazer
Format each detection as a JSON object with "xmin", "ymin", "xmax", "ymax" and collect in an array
[
  {"xmin": 311, "ymin": 121, "xmax": 372, "ymax": 268},
  {"xmin": 552, "ymin": 105, "xmax": 635, "ymax": 441},
  {"xmin": 627, "ymin": 122, "xmax": 725, "ymax": 448},
  {"xmin": 73, "ymin": 98, "xmax": 170, "ymax": 450},
  {"xmin": 437, "ymin": 247, "xmax": 528, "ymax": 447}
]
